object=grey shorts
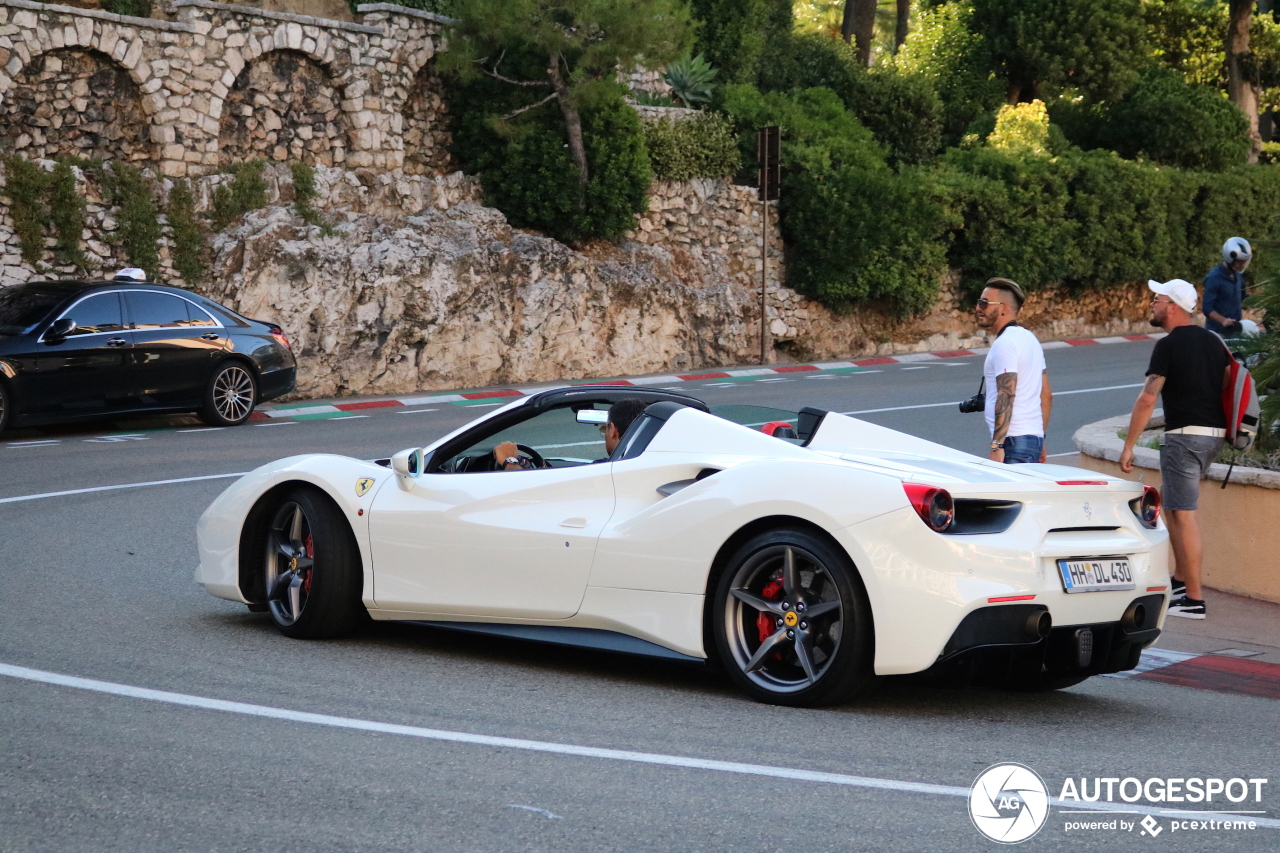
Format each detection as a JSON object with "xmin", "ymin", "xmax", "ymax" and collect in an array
[{"xmin": 1159, "ymin": 434, "xmax": 1225, "ymax": 511}]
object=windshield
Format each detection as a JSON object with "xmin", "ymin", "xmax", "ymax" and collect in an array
[{"xmin": 0, "ymin": 286, "xmax": 67, "ymax": 335}]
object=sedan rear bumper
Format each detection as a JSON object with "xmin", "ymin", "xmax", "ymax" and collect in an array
[{"xmin": 258, "ymin": 366, "xmax": 296, "ymax": 402}]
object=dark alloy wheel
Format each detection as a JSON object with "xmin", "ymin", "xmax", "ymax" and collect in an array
[
  {"xmin": 263, "ymin": 488, "xmax": 365, "ymax": 639},
  {"xmin": 200, "ymin": 361, "xmax": 257, "ymax": 426},
  {"xmin": 713, "ymin": 528, "xmax": 875, "ymax": 707},
  {"xmin": 0, "ymin": 381, "xmax": 9, "ymax": 436}
]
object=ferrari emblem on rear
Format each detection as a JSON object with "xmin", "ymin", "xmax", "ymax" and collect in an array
[{"xmin": 355, "ymin": 478, "xmax": 375, "ymax": 497}]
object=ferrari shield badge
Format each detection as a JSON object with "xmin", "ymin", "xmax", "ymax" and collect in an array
[{"xmin": 355, "ymin": 477, "xmax": 375, "ymax": 497}]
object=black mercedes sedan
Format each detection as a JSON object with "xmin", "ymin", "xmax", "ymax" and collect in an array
[{"xmin": 0, "ymin": 279, "xmax": 296, "ymax": 434}]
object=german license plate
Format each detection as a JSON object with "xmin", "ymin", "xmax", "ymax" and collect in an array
[{"xmin": 1057, "ymin": 557, "xmax": 1134, "ymax": 593}]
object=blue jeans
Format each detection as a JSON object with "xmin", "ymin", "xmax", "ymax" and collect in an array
[{"xmin": 1002, "ymin": 435, "xmax": 1044, "ymax": 464}]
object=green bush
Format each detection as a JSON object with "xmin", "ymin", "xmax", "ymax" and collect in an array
[
  {"xmin": 454, "ymin": 83, "xmax": 652, "ymax": 244},
  {"xmin": 938, "ymin": 146, "xmax": 1280, "ymax": 298},
  {"xmin": 643, "ymin": 112, "xmax": 741, "ymax": 181},
  {"xmin": 691, "ymin": 0, "xmax": 792, "ymax": 87},
  {"xmin": 289, "ymin": 161, "xmax": 332, "ymax": 233},
  {"xmin": 47, "ymin": 160, "xmax": 87, "ymax": 269},
  {"xmin": 167, "ymin": 179, "xmax": 205, "ymax": 285},
  {"xmin": 775, "ymin": 33, "xmax": 945, "ymax": 167},
  {"xmin": 104, "ymin": 162, "xmax": 161, "ymax": 276},
  {"xmin": 209, "ymin": 160, "xmax": 267, "ymax": 230},
  {"xmin": 2, "ymin": 156, "xmax": 48, "ymax": 266},
  {"xmin": 101, "ymin": 0, "xmax": 152, "ymax": 18},
  {"xmin": 1051, "ymin": 69, "xmax": 1251, "ymax": 171},
  {"xmin": 721, "ymin": 85, "xmax": 955, "ymax": 313}
]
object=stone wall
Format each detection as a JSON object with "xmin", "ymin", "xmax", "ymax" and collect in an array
[{"xmin": 0, "ymin": 0, "xmax": 453, "ymax": 176}]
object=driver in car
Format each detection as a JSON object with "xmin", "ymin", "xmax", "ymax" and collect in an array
[{"xmin": 489, "ymin": 398, "xmax": 649, "ymax": 470}]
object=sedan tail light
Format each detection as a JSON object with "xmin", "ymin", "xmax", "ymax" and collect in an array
[
  {"xmin": 268, "ymin": 324, "xmax": 291, "ymax": 350},
  {"xmin": 902, "ymin": 483, "xmax": 954, "ymax": 532},
  {"xmin": 1129, "ymin": 485, "xmax": 1161, "ymax": 529}
]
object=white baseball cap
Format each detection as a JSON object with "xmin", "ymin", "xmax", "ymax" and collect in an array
[{"xmin": 1148, "ymin": 279, "xmax": 1197, "ymax": 312}]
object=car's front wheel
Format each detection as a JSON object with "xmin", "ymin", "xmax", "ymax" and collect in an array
[
  {"xmin": 713, "ymin": 528, "xmax": 875, "ymax": 707},
  {"xmin": 200, "ymin": 361, "xmax": 257, "ymax": 426},
  {"xmin": 263, "ymin": 488, "xmax": 365, "ymax": 639}
]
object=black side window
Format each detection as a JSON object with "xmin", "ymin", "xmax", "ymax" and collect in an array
[
  {"xmin": 182, "ymin": 299, "xmax": 218, "ymax": 327},
  {"xmin": 127, "ymin": 291, "xmax": 192, "ymax": 329},
  {"xmin": 63, "ymin": 293, "xmax": 125, "ymax": 336}
]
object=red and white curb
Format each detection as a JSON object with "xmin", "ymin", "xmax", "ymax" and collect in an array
[
  {"xmin": 1105, "ymin": 647, "xmax": 1280, "ymax": 701},
  {"xmin": 255, "ymin": 333, "xmax": 1168, "ymax": 420}
]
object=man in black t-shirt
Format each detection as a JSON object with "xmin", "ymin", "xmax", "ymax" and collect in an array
[{"xmin": 1120, "ymin": 279, "xmax": 1230, "ymax": 620}]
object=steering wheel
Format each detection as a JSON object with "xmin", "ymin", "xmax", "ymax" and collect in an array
[{"xmin": 514, "ymin": 443, "xmax": 549, "ymax": 469}]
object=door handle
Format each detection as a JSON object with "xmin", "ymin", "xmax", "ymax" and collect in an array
[
  {"xmin": 200, "ymin": 332, "xmax": 221, "ymax": 341},
  {"xmin": 106, "ymin": 338, "xmax": 127, "ymax": 347},
  {"xmin": 559, "ymin": 518, "xmax": 588, "ymax": 528}
]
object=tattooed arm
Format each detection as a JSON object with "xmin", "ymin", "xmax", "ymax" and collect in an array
[
  {"xmin": 1120, "ymin": 373, "xmax": 1164, "ymax": 473},
  {"xmin": 1039, "ymin": 369, "xmax": 1052, "ymax": 462},
  {"xmin": 988, "ymin": 371, "xmax": 1018, "ymax": 460}
]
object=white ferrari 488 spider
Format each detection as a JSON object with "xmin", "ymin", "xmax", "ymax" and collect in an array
[{"xmin": 197, "ymin": 386, "xmax": 1170, "ymax": 706}]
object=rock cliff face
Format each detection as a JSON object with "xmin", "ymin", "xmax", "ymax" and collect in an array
[{"xmin": 202, "ymin": 186, "xmax": 758, "ymax": 397}]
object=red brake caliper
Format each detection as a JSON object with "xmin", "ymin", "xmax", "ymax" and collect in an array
[
  {"xmin": 756, "ymin": 579, "xmax": 785, "ymax": 643},
  {"xmin": 302, "ymin": 533, "xmax": 314, "ymax": 594}
]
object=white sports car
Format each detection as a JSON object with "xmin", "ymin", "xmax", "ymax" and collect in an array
[{"xmin": 197, "ymin": 386, "xmax": 1170, "ymax": 706}]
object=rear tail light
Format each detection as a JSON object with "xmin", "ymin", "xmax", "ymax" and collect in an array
[
  {"xmin": 903, "ymin": 483, "xmax": 954, "ymax": 532},
  {"xmin": 269, "ymin": 325, "xmax": 291, "ymax": 350},
  {"xmin": 1129, "ymin": 485, "xmax": 1161, "ymax": 529}
]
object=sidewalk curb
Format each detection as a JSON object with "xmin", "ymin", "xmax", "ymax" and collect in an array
[{"xmin": 257, "ymin": 333, "xmax": 1168, "ymax": 420}]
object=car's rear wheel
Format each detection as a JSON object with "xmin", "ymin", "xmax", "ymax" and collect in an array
[
  {"xmin": 200, "ymin": 361, "xmax": 257, "ymax": 426},
  {"xmin": 713, "ymin": 528, "xmax": 875, "ymax": 707},
  {"xmin": 263, "ymin": 488, "xmax": 365, "ymax": 639},
  {"xmin": 0, "ymin": 381, "xmax": 10, "ymax": 436}
]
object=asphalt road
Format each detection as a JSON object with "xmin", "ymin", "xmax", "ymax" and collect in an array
[{"xmin": 2, "ymin": 339, "xmax": 1277, "ymax": 853}]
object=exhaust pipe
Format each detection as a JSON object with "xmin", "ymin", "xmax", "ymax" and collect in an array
[
  {"xmin": 1025, "ymin": 610, "xmax": 1052, "ymax": 639},
  {"xmin": 1121, "ymin": 602, "xmax": 1147, "ymax": 631}
]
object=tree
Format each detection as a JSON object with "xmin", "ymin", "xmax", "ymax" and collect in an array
[
  {"xmin": 968, "ymin": 0, "xmax": 1147, "ymax": 103},
  {"xmin": 443, "ymin": 0, "xmax": 692, "ymax": 198},
  {"xmin": 895, "ymin": 0, "xmax": 911, "ymax": 53},
  {"xmin": 842, "ymin": 0, "xmax": 877, "ymax": 66},
  {"xmin": 1227, "ymin": 0, "xmax": 1263, "ymax": 162}
]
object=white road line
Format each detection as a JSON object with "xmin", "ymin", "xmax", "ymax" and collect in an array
[
  {"xmin": 255, "ymin": 421, "xmax": 299, "ymax": 427},
  {"xmin": 396, "ymin": 408, "xmax": 439, "ymax": 414},
  {"xmin": 328, "ymin": 415, "xmax": 370, "ymax": 421},
  {"xmin": 1, "ymin": 662, "xmax": 1275, "ymax": 828},
  {"xmin": 755, "ymin": 378, "xmax": 791, "ymax": 383},
  {"xmin": 7, "ymin": 440, "xmax": 61, "ymax": 447},
  {"xmin": 178, "ymin": 428, "xmax": 224, "ymax": 433},
  {"xmin": 1046, "ymin": 451, "xmax": 1079, "ymax": 458},
  {"xmin": 84, "ymin": 434, "xmax": 149, "ymax": 443},
  {"xmin": 899, "ymin": 367, "xmax": 930, "ymax": 371},
  {"xmin": 0, "ymin": 472, "xmax": 245, "ymax": 505},
  {"xmin": 841, "ymin": 383, "xmax": 1145, "ymax": 416}
]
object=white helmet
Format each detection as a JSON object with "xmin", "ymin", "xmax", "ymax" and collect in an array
[{"xmin": 1222, "ymin": 237, "xmax": 1252, "ymax": 270}]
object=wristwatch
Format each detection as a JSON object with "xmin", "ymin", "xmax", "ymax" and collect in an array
[
  {"xmin": 503, "ymin": 456, "xmax": 524, "ymax": 468},
  {"xmin": 990, "ymin": 441, "xmax": 1004, "ymax": 450}
]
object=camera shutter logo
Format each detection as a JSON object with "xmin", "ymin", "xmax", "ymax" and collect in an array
[{"xmin": 969, "ymin": 763, "xmax": 1050, "ymax": 843}]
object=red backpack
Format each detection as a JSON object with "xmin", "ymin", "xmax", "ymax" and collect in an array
[{"xmin": 1217, "ymin": 335, "xmax": 1260, "ymax": 452}]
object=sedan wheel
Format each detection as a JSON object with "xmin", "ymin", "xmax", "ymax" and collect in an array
[
  {"xmin": 0, "ymin": 382, "xmax": 9, "ymax": 435},
  {"xmin": 714, "ymin": 529, "xmax": 875, "ymax": 707},
  {"xmin": 201, "ymin": 362, "xmax": 257, "ymax": 426},
  {"xmin": 262, "ymin": 488, "xmax": 365, "ymax": 639}
]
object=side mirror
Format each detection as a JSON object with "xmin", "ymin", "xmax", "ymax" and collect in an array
[
  {"xmin": 575, "ymin": 409, "xmax": 608, "ymax": 425},
  {"xmin": 47, "ymin": 317, "xmax": 76, "ymax": 339},
  {"xmin": 391, "ymin": 447, "xmax": 427, "ymax": 486}
]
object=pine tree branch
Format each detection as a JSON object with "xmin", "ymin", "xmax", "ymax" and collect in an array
[{"xmin": 500, "ymin": 91, "xmax": 558, "ymax": 120}]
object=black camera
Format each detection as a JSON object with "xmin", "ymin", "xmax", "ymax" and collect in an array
[{"xmin": 958, "ymin": 378, "xmax": 986, "ymax": 413}]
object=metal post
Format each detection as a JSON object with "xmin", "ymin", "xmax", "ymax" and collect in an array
[{"xmin": 761, "ymin": 181, "xmax": 768, "ymax": 365}]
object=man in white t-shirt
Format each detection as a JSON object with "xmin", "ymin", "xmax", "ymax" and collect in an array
[{"xmin": 974, "ymin": 278, "xmax": 1052, "ymax": 464}]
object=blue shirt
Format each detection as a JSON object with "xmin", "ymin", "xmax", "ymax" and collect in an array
[{"xmin": 1202, "ymin": 262, "xmax": 1244, "ymax": 334}]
